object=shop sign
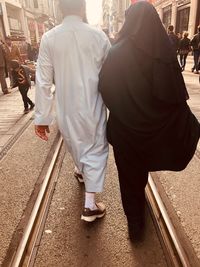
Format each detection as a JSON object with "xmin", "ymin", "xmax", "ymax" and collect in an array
[{"xmin": 177, "ymin": 0, "xmax": 190, "ymax": 6}]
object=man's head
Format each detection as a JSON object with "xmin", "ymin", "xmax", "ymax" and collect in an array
[
  {"xmin": 5, "ymin": 36, "xmax": 12, "ymax": 46},
  {"xmin": 10, "ymin": 60, "xmax": 20, "ymax": 71},
  {"xmin": 168, "ymin": 25, "xmax": 174, "ymax": 33},
  {"xmin": 59, "ymin": 0, "xmax": 86, "ymax": 17},
  {"xmin": 198, "ymin": 25, "xmax": 200, "ymax": 33}
]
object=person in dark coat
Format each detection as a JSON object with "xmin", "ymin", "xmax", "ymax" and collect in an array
[
  {"xmin": 99, "ymin": 1, "xmax": 200, "ymax": 242},
  {"xmin": 178, "ymin": 32, "xmax": 191, "ymax": 71},
  {"xmin": 168, "ymin": 25, "xmax": 179, "ymax": 52},
  {"xmin": 10, "ymin": 60, "xmax": 35, "ymax": 113},
  {"xmin": 190, "ymin": 25, "xmax": 200, "ymax": 74},
  {"xmin": 0, "ymin": 41, "xmax": 10, "ymax": 94}
]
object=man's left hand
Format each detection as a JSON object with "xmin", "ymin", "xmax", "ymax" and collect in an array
[{"xmin": 35, "ymin": 125, "xmax": 50, "ymax": 141}]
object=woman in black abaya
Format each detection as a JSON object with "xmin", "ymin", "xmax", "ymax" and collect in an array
[{"xmin": 99, "ymin": 1, "xmax": 200, "ymax": 241}]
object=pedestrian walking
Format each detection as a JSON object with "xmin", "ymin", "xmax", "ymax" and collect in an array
[
  {"xmin": 178, "ymin": 32, "xmax": 191, "ymax": 71},
  {"xmin": 10, "ymin": 60, "xmax": 35, "ymax": 113},
  {"xmin": 167, "ymin": 25, "xmax": 179, "ymax": 52},
  {"xmin": 190, "ymin": 25, "xmax": 200, "ymax": 74},
  {"xmin": 0, "ymin": 41, "xmax": 10, "ymax": 94},
  {"xmin": 99, "ymin": 1, "xmax": 200, "ymax": 242},
  {"xmin": 35, "ymin": 0, "xmax": 111, "ymax": 222},
  {"xmin": 4, "ymin": 36, "xmax": 22, "ymax": 87}
]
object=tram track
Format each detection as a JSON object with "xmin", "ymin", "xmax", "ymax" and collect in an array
[
  {"xmin": 146, "ymin": 176, "xmax": 191, "ymax": 267},
  {"xmin": 3, "ymin": 133, "xmax": 64, "ymax": 267},
  {"xmin": 2, "ymin": 135, "xmax": 199, "ymax": 266}
]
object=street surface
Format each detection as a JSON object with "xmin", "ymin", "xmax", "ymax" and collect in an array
[
  {"xmin": 155, "ymin": 56, "xmax": 200, "ymax": 263},
  {"xmin": 0, "ymin": 56, "xmax": 199, "ymax": 266}
]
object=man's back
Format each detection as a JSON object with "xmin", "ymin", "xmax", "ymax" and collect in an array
[{"xmin": 38, "ymin": 16, "xmax": 110, "ymax": 118}]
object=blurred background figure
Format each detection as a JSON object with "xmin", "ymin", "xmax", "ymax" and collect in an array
[
  {"xmin": 4, "ymin": 36, "xmax": 22, "ymax": 87},
  {"xmin": 167, "ymin": 25, "xmax": 179, "ymax": 53},
  {"xmin": 0, "ymin": 40, "xmax": 10, "ymax": 94},
  {"xmin": 10, "ymin": 60, "xmax": 34, "ymax": 113},
  {"xmin": 190, "ymin": 25, "xmax": 200, "ymax": 74},
  {"xmin": 178, "ymin": 32, "xmax": 191, "ymax": 71}
]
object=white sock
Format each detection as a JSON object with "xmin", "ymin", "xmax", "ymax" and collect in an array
[
  {"xmin": 74, "ymin": 166, "xmax": 81, "ymax": 175},
  {"xmin": 85, "ymin": 192, "xmax": 97, "ymax": 210}
]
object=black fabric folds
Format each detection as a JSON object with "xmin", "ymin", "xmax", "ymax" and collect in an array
[{"xmin": 99, "ymin": 1, "xmax": 200, "ymax": 171}]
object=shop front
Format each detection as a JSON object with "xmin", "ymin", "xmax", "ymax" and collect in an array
[
  {"xmin": 163, "ymin": 4, "xmax": 172, "ymax": 29},
  {"xmin": 28, "ymin": 19, "xmax": 37, "ymax": 44},
  {"xmin": 6, "ymin": 3, "xmax": 24, "ymax": 38},
  {"xmin": 176, "ymin": 0, "xmax": 190, "ymax": 34}
]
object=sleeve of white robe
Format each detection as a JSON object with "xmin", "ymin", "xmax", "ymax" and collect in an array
[
  {"xmin": 34, "ymin": 34, "xmax": 54, "ymax": 126},
  {"xmin": 101, "ymin": 32, "xmax": 111, "ymax": 63}
]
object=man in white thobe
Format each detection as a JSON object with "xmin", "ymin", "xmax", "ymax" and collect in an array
[{"xmin": 34, "ymin": 0, "xmax": 111, "ymax": 222}]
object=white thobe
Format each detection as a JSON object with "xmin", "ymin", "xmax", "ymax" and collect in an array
[{"xmin": 35, "ymin": 16, "xmax": 111, "ymax": 192}]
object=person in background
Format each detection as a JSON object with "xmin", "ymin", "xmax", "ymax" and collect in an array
[
  {"xmin": 190, "ymin": 25, "xmax": 200, "ymax": 74},
  {"xmin": 177, "ymin": 32, "xmax": 182, "ymax": 40},
  {"xmin": 168, "ymin": 25, "xmax": 179, "ymax": 52},
  {"xmin": 178, "ymin": 31, "xmax": 191, "ymax": 71},
  {"xmin": 10, "ymin": 60, "xmax": 35, "ymax": 113},
  {"xmin": 27, "ymin": 42, "xmax": 34, "ymax": 61},
  {"xmin": 4, "ymin": 36, "xmax": 22, "ymax": 87},
  {"xmin": 35, "ymin": 0, "xmax": 111, "ymax": 222},
  {"xmin": 99, "ymin": 1, "xmax": 200, "ymax": 242},
  {"xmin": 0, "ymin": 41, "xmax": 10, "ymax": 94}
]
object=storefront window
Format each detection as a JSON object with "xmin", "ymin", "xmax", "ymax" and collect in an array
[
  {"xmin": 163, "ymin": 5, "xmax": 172, "ymax": 29},
  {"xmin": 34, "ymin": 0, "xmax": 38, "ymax": 8},
  {"xmin": 176, "ymin": 7, "xmax": 190, "ymax": 34}
]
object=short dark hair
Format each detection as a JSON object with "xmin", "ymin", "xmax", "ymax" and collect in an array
[
  {"xmin": 59, "ymin": 0, "xmax": 85, "ymax": 12},
  {"xmin": 168, "ymin": 25, "xmax": 174, "ymax": 32},
  {"xmin": 10, "ymin": 60, "xmax": 20, "ymax": 70}
]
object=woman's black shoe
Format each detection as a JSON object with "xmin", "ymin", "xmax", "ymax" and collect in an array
[{"xmin": 128, "ymin": 218, "xmax": 145, "ymax": 242}]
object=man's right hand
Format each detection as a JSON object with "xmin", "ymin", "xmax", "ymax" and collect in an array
[{"xmin": 35, "ymin": 125, "xmax": 50, "ymax": 141}]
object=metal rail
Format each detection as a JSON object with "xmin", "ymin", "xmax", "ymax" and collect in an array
[
  {"xmin": 10, "ymin": 135, "xmax": 63, "ymax": 267},
  {"xmin": 146, "ymin": 175, "xmax": 191, "ymax": 267},
  {"xmin": 7, "ymin": 141, "xmax": 196, "ymax": 267}
]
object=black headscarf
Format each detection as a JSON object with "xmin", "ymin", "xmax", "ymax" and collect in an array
[
  {"xmin": 99, "ymin": 2, "xmax": 188, "ymax": 110},
  {"xmin": 99, "ymin": 1, "xmax": 199, "ymax": 171}
]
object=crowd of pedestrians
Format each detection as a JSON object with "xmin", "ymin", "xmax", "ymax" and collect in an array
[{"xmin": 167, "ymin": 24, "xmax": 200, "ymax": 74}]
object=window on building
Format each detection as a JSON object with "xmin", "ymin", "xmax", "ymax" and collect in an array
[
  {"xmin": 34, "ymin": 0, "xmax": 39, "ymax": 8},
  {"xmin": 163, "ymin": 5, "xmax": 172, "ymax": 29},
  {"xmin": 25, "ymin": 0, "xmax": 31, "ymax": 8},
  {"xmin": 176, "ymin": 7, "xmax": 190, "ymax": 34}
]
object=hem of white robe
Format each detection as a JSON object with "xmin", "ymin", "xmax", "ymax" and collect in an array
[{"xmin": 84, "ymin": 187, "xmax": 104, "ymax": 193}]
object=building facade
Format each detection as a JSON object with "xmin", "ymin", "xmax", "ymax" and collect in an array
[
  {"xmin": 102, "ymin": 0, "xmax": 200, "ymax": 37},
  {"xmin": 102, "ymin": 0, "xmax": 130, "ymax": 36},
  {"xmin": 153, "ymin": 0, "xmax": 200, "ymax": 36},
  {"xmin": 0, "ymin": 0, "xmax": 60, "ymax": 43}
]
